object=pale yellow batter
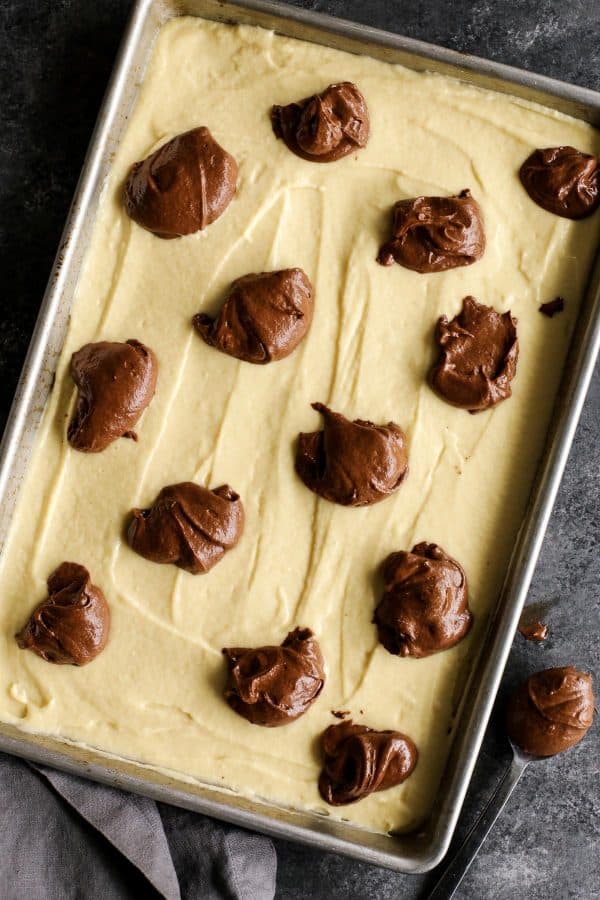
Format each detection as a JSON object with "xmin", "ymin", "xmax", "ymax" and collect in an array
[{"xmin": 0, "ymin": 18, "xmax": 598, "ymax": 834}]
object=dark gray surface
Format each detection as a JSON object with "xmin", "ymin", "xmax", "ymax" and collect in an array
[{"xmin": 1, "ymin": 1, "xmax": 598, "ymax": 898}]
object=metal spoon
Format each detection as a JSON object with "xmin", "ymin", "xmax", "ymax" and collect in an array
[{"xmin": 426, "ymin": 740, "xmax": 538, "ymax": 900}]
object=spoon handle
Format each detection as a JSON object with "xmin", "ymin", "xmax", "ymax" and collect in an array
[{"xmin": 427, "ymin": 754, "xmax": 529, "ymax": 900}]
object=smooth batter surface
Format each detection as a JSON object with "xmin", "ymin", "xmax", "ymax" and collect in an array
[{"xmin": 0, "ymin": 18, "xmax": 599, "ymax": 833}]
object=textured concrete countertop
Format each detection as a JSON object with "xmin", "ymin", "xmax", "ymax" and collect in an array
[{"xmin": 0, "ymin": 2, "xmax": 598, "ymax": 898}]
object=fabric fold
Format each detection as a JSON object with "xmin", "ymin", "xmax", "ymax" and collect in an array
[
  {"xmin": 33, "ymin": 763, "xmax": 182, "ymax": 900},
  {"xmin": 0, "ymin": 752, "xmax": 276, "ymax": 900}
]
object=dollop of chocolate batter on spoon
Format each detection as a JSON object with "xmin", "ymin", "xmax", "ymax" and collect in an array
[
  {"xmin": 377, "ymin": 189, "xmax": 485, "ymax": 272},
  {"xmin": 68, "ymin": 340, "xmax": 157, "ymax": 452},
  {"xmin": 429, "ymin": 296, "xmax": 518, "ymax": 413},
  {"xmin": 318, "ymin": 720, "xmax": 418, "ymax": 805},
  {"xmin": 506, "ymin": 666, "xmax": 594, "ymax": 757},
  {"xmin": 374, "ymin": 542, "xmax": 472, "ymax": 658},
  {"xmin": 271, "ymin": 82, "xmax": 369, "ymax": 162},
  {"xmin": 223, "ymin": 627, "xmax": 325, "ymax": 727},
  {"xmin": 16, "ymin": 562, "xmax": 110, "ymax": 666},
  {"xmin": 193, "ymin": 268, "xmax": 313, "ymax": 364},
  {"xmin": 520, "ymin": 146, "xmax": 600, "ymax": 219},
  {"xmin": 295, "ymin": 403, "xmax": 408, "ymax": 507},
  {"xmin": 124, "ymin": 127, "xmax": 238, "ymax": 238},
  {"xmin": 127, "ymin": 482, "xmax": 244, "ymax": 575}
]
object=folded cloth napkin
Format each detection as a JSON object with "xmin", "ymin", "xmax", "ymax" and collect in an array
[{"xmin": 0, "ymin": 751, "xmax": 277, "ymax": 900}]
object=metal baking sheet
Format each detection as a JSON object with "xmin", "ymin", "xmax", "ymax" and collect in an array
[{"xmin": 0, "ymin": 0, "xmax": 598, "ymax": 873}]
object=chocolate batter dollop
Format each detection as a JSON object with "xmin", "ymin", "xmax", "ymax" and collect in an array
[
  {"xmin": 374, "ymin": 542, "xmax": 472, "ymax": 658},
  {"xmin": 68, "ymin": 340, "xmax": 158, "ymax": 452},
  {"xmin": 539, "ymin": 297, "xmax": 565, "ymax": 318},
  {"xmin": 193, "ymin": 268, "xmax": 313, "ymax": 364},
  {"xmin": 124, "ymin": 127, "xmax": 238, "ymax": 238},
  {"xmin": 519, "ymin": 146, "xmax": 600, "ymax": 219},
  {"xmin": 271, "ymin": 82, "xmax": 370, "ymax": 163},
  {"xmin": 518, "ymin": 620, "xmax": 548, "ymax": 642},
  {"xmin": 223, "ymin": 627, "xmax": 325, "ymax": 727},
  {"xmin": 295, "ymin": 403, "xmax": 408, "ymax": 507},
  {"xmin": 127, "ymin": 482, "xmax": 244, "ymax": 575},
  {"xmin": 318, "ymin": 720, "xmax": 418, "ymax": 805},
  {"xmin": 506, "ymin": 666, "xmax": 594, "ymax": 757},
  {"xmin": 16, "ymin": 562, "xmax": 110, "ymax": 666},
  {"xmin": 376, "ymin": 189, "xmax": 485, "ymax": 272},
  {"xmin": 429, "ymin": 296, "xmax": 518, "ymax": 413}
]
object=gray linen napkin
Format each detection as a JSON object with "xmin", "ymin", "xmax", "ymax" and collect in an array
[{"xmin": 0, "ymin": 751, "xmax": 276, "ymax": 900}]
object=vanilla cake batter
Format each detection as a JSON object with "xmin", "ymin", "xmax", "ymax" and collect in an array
[{"xmin": 0, "ymin": 18, "xmax": 599, "ymax": 833}]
